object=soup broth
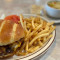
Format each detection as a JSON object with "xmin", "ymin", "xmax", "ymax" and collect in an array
[{"xmin": 48, "ymin": 1, "xmax": 60, "ymax": 9}]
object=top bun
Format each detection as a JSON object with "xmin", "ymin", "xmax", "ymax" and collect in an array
[{"xmin": 0, "ymin": 20, "xmax": 24, "ymax": 46}]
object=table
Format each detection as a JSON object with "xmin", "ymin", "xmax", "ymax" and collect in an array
[{"xmin": 0, "ymin": 0, "xmax": 60, "ymax": 60}]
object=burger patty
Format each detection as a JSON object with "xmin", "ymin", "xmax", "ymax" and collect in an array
[
  {"xmin": 0, "ymin": 38, "xmax": 24, "ymax": 58},
  {"xmin": 0, "ymin": 45, "xmax": 14, "ymax": 56}
]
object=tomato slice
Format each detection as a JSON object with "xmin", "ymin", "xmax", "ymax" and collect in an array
[{"xmin": 4, "ymin": 15, "xmax": 20, "ymax": 23}]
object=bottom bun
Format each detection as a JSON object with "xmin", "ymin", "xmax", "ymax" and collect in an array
[{"xmin": 0, "ymin": 52, "xmax": 15, "ymax": 59}]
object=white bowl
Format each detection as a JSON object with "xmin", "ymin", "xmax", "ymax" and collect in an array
[{"xmin": 45, "ymin": 1, "xmax": 60, "ymax": 18}]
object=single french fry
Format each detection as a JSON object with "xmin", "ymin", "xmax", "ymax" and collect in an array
[
  {"xmin": 20, "ymin": 42, "xmax": 26, "ymax": 52},
  {"xmin": 20, "ymin": 14, "xmax": 24, "ymax": 28},
  {"xmin": 24, "ymin": 21, "xmax": 28, "ymax": 33},
  {"xmin": 47, "ymin": 22, "xmax": 54, "ymax": 26},
  {"xmin": 32, "ymin": 17, "xmax": 35, "ymax": 29},
  {"xmin": 16, "ymin": 52, "xmax": 28, "ymax": 56},
  {"xmin": 28, "ymin": 46, "xmax": 39, "ymax": 53},
  {"xmin": 26, "ymin": 29, "xmax": 31, "ymax": 37},
  {"xmin": 26, "ymin": 41, "xmax": 29, "ymax": 51}
]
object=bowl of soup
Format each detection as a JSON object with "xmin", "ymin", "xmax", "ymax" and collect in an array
[{"xmin": 45, "ymin": 1, "xmax": 60, "ymax": 18}]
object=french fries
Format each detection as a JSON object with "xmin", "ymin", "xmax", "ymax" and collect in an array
[
  {"xmin": 16, "ymin": 14, "xmax": 56, "ymax": 56},
  {"xmin": 29, "ymin": 33, "xmax": 49, "ymax": 46},
  {"xmin": 28, "ymin": 46, "xmax": 39, "ymax": 53}
]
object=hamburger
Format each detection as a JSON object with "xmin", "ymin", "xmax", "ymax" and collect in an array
[{"xmin": 0, "ymin": 20, "xmax": 24, "ymax": 58}]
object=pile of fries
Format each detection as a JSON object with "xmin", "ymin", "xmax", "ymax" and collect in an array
[{"xmin": 16, "ymin": 14, "xmax": 56, "ymax": 56}]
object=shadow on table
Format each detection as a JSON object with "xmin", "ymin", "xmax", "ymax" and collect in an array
[
  {"xmin": 54, "ymin": 23, "xmax": 60, "ymax": 25},
  {"xmin": 34, "ymin": 37, "xmax": 56, "ymax": 60}
]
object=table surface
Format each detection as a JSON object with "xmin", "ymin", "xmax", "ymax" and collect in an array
[{"xmin": 0, "ymin": 0, "xmax": 60, "ymax": 60}]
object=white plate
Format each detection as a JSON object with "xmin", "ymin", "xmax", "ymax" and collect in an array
[
  {"xmin": 1, "ymin": 14, "xmax": 56, "ymax": 60},
  {"xmin": 40, "ymin": 8, "xmax": 60, "ymax": 23}
]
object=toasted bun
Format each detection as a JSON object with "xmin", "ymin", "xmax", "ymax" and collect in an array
[{"xmin": 0, "ymin": 20, "xmax": 24, "ymax": 46}]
